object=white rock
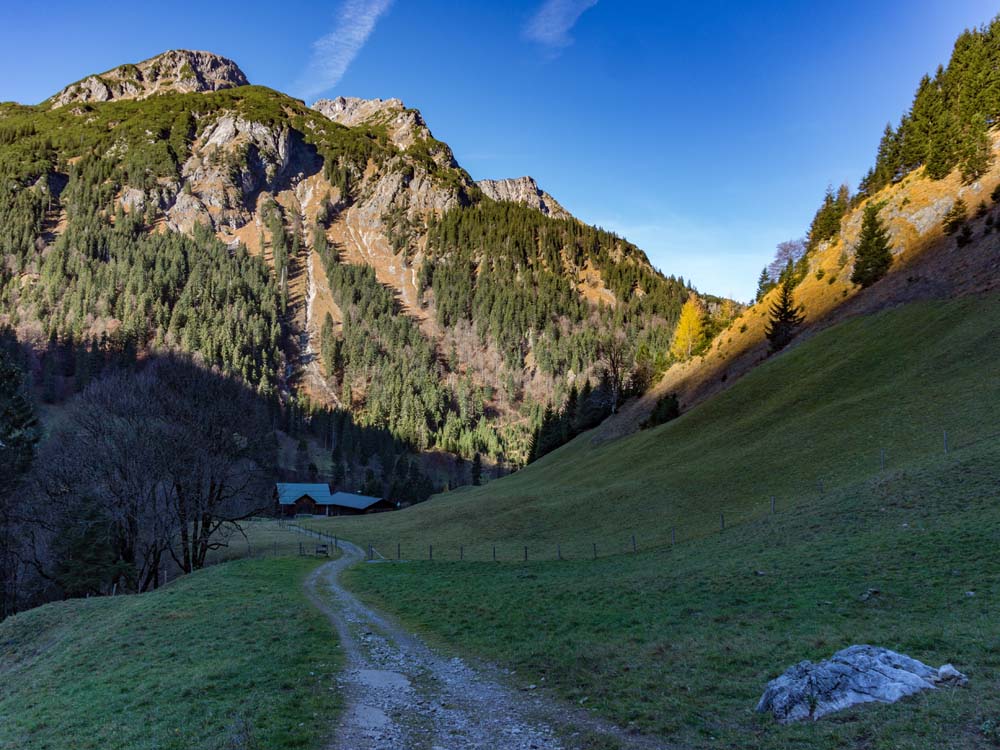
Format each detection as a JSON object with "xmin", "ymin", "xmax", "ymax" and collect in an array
[{"xmin": 757, "ymin": 645, "xmax": 967, "ymax": 724}]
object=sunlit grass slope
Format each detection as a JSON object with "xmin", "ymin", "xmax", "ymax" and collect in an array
[
  {"xmin": 306, "ymin": 293, "xmax": 1000, "ymax": 558},
  {"xmin": 347, "ymin": 441, "xmax": 1000, "ymax": 749},
  {"xmin": 0, "ymin": 558, "xmax": 340, "ymax": 750}
]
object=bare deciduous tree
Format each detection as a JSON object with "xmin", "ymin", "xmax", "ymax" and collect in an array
[{"xmin": 599, "ymin": 331, "xmax": 634, "ymax": 414}]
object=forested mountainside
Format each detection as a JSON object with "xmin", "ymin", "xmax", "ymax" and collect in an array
[
  {"xmin": 597, "ymin": 17, "xmax": 1000, "ymax": 441},
  {"xmin": 0, "ymin": 49, "xmax": 732, "ymax": 477}
]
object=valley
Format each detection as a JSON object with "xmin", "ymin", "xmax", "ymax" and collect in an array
[{"xmin": 3, "ymin": 8, "xmax": 1000, "ymax": 750}]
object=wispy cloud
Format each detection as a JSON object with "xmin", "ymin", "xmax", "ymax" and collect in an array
[
  {"xmin": 524, "ymin": 0, "xmax": 598, "ymax": 49},
  {"xmin": 298, "ymin": 0, "xmax": 394, "ymax": 99}
]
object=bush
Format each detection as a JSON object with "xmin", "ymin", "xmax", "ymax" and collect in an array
[
  {"xmin": 957, "ymin": 223, "xmax": 974, "ymax": 247},
  {"xmin": 943, "ymin": 199, "xmax": 968, "ymax": 235},
  {"xmin": 643, "ymin": 393, "xmax": 680, "ymax": 429}
]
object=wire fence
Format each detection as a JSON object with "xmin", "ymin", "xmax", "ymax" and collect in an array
[
  {"xmin": 154, "ymin": 519, "xmax": 338, "ymax": 587},
  {"xmin": 292, "ymin": 426, "xmax": 1000, "ymax": 564}
]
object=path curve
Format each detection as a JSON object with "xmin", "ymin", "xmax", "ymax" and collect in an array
[
  {"xmin": 302, "ymin": 535, "xmax": 672, "ymax": 750},
  {"xmin": 304, "ymin": 539, "xmax": 563, "ymax": 749}
]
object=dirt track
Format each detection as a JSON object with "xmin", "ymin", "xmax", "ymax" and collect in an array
[{"xmin": 303, "ymin": 538, "xmax": 669, "ymax": 750}]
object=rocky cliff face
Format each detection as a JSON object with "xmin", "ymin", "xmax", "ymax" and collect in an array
[
  {"xmin": 312, "ymin": 97, "xmax": 433, "ymax": 152},
  {"xmin": 48, "ymin": 50, "xmax": 248, "ymax": 108},
  {"xmin": 476, "ymin": 176, "xmax": 572, "ymax": 220}
]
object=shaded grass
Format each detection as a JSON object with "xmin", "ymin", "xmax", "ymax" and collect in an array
[
  {"xmin": 346, "ymin": 444, "xmax": 1000, "ymax": 748},
  {"xmin": 305, "ymin": 295, "xmax": 1000, "ymax": 560},
  {"xmin": 204, "ymin": 519, "xmax": 323, "ymax": 565},
  {"xmin": 314, "ymin": 294, "xmax": 1000, "ymax": 747},
  {"xmin": 0, "ymin": 558, "xmax": 340, "ymax": 750}
]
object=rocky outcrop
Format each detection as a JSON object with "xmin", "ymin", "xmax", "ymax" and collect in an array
[
  {"xmin": 49, "ymin": 50, "xmax": 248, "ymax": 108},
  {"xmin": 757, "ymin": 645, "xmax": 967, "ymax": 724},
  {"xmin": 476, "ymin": 176, "xmax": 572, "ymax": 220},
  {"xmin": 312, "ymin": 97, "xmax": 431, "ymax": 151}
]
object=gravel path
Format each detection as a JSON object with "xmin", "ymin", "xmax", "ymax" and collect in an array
[{"xmin": 303, "ymin": 539, "xmax": 672, "ymax": 750}]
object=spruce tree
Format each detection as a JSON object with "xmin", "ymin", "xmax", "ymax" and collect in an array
[
  {"xmin": 851, "ymin": 203, "xmax": 893, "ymax": 288},
  {"xmin": 471, "ymin": 452, "xmax": 482, "ymax": 486},
  {"xmin": 764, "ymin": 277, "xmax": 805, "ymax": 353},
  {"xmin": 0, "ymin": 350, "xmax": 38, "ymax": 494},
  {"xmin": 755, "ymin": 267, "xmax": 773, "ymax": 302},
  {"xmin": 960, "ymin": 114, "xmax": 992, "ymax": 183}
]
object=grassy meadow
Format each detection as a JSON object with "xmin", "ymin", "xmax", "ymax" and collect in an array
[
  {"xmin": 315, "ymin": 293, "xmax": 1000, "ymax": 747},
  {"xmin": 203, "ymin": 518, "xmax": 324, "ymax": 565},
  {"xmin": 304, "ymin": 294, "xmax": 1000, "ymax": 558},
  {"xmin": 0, "ymin": 557, "xmax": 340, "ymax": 750}
]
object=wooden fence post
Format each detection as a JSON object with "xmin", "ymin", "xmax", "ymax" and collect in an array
[
  {"xmin": 429, "ymin": 544, "xmax": 433, "ymax": 561},
  {"xmin": 460, "ymin": 545, "xmax": 464, "ymax": 561},
  {"xmin": 524, "ymin": 546, "xmax": 528, "ymax": 562},
  {"xmin": 944, "ymin": 430, "xmax": 949, "ymax": 454},
  {"xmin": 720, "ymin": 513, "xmax": 725, "ymax": 531},
  {"xmin": 770, "ymin": 495, "xmax": 775, "ymax": 514},
  {"xmin": 558, "ymin": 543, "xmax": 562, "ymax": 561},
  {"xmin": 880, "ymin": 448, "xmax": 886, "ymax": 471},
  {"xmin": 492, "ymin": 545, "xmax": 496, "ymax": 562},
  {"xmin": 592, "ymin": 542, "xmax": 597, "ymax": 560},
  {"xmin": 671, "ymin": 527, "xmax": 676, "ymax": 546}
]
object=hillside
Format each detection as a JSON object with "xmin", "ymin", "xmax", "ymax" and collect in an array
[
  {"xmin": 600, "ymin": 138, "xmax": 1000, "ymax": 441},
  {"xmin": 0, "ymin": 555, "xmax": 339, "ymax": 749},
  {"xmin": 303, "ymin": 292, "xmax": 1000, "ymax": 555},
  {"xmin": 0, "ymin": 49, "xmax": 718, "ymax": 475},
  {"xmin": 597, "ymin": 18, "xmax": 1000, "ymax": 439},
  {"xmin": 304, "ymin": 291, "xmax": 1000, "ymax": 748}
]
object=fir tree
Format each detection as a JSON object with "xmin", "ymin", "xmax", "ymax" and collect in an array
[
  {"xmin": 851, "ymin": 203, "xmax": 893, "ymax": 288},
  {"xmin": 960, "ymin": 114, "xmax": 992, "ymax": 183},
  {"xmin": 0, "ymin": 350, "xmax": 38, "ymax": 494},
  {"xmin": 755, "ymin": 267, "xmax": 773, "ymax": 302},
  {"xmin": 471, "ymin": 452, "xmax": 482, "ymax": 486},
  {"xmin": 764, "ymin": 276, "xmax": 805, "ymax": 353}
]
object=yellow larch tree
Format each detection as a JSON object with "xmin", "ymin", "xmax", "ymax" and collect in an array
[{"xmin": 670, "ymin": 293, "xmax": 705, "ymax": 360}]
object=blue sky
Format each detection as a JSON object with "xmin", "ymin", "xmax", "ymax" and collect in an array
[{"xmin": 1, "ymin": 1, "xmax": 997, "ymax": 300}]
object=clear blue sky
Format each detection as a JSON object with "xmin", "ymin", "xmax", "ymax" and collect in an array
[{"xmin": 2, "ymin": 0, "xmax": 997, "ymax": 300}]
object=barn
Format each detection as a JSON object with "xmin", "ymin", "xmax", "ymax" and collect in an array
[{"xmin": 274, "ymin": 483, "xmax": 397, "ymax": 517}]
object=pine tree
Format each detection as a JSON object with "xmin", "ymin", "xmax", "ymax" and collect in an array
[
  {"xmin": 471, "ymin": 452, "xmax": 482, "ymax": 486},
  {"xmin": 960, "ymin": 114, "xmax": 992, "ymax": 183},
  {"xmin": 670, "ymin": 294, "xmax": 704, "ymax": 360},
  {"xmin": 755, "ymin": 267, "xmax": 773, "ymax": 302},
  {"xmin": 851, "ymin": 203, "xmax": 893, "ymax": 288},
  {"xmin": 0, "ymin": 350, "xmax": 38, "ymax": 494},
  {"xmin": 764, "ymin": 276, "xmax": 805, "ymax": 353}
]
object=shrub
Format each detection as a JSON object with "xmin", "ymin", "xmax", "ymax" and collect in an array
[
  {"xmin": 943, "ymin": 198, "xmax": 968, "ymax": 235},
  {"xmin": 643, "ymin": 392, "xmax": 680, "ymax": 429}
]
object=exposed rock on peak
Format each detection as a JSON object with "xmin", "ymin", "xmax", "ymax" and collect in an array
[
  {"xmin": 476, "ymin": 176, "xmax": 571, "ymax": 220},
  {"xmin": 48, "ymin": 50, "xmax": 248, "ymax": 108},
  {"xmin": 312, "ymin": 96, "xmax": 431, "ymax": 150}
]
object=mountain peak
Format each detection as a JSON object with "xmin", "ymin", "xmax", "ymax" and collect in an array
[
  {"xmin": 312, "ymin": 96, "xmax": 431, "ymax": 150},
  {"xmin": 48, "ymin": 50, "xmax": 248, "ymax": 108},
  {"xmin": 476, "ymin": 176, "xmax": 571, "ymax": 219}
]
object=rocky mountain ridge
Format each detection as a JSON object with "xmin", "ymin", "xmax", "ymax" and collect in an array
[
  {"xmin": 1, "ymin": 49, "xmax": 694, "ymax": 468},
  {"xmin": 47, "ymin": 50, "xmax": 249, "ymax": 108},
  {"xmin": 476, "ymin": 176, "xmax": 571, "ymax": 220}
]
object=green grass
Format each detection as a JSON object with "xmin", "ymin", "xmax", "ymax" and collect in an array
[
  {"xmin": 345, "ymin": 445, "xmax": 1000, "ymax": 748},
  {"xmin": 0, "ymin": 557, "xmax": 340, "ymax": 750},
  {"xmin": 203, "ymin": 519, "xmax": 324, "ymax": 565},
  {"xmin": 305, "ymin": 294, "xmax": 1000, "ymax": 559},
  {"xmin": 307, "ymin": 294, "xmax": 1000, "ymax": 747}
]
